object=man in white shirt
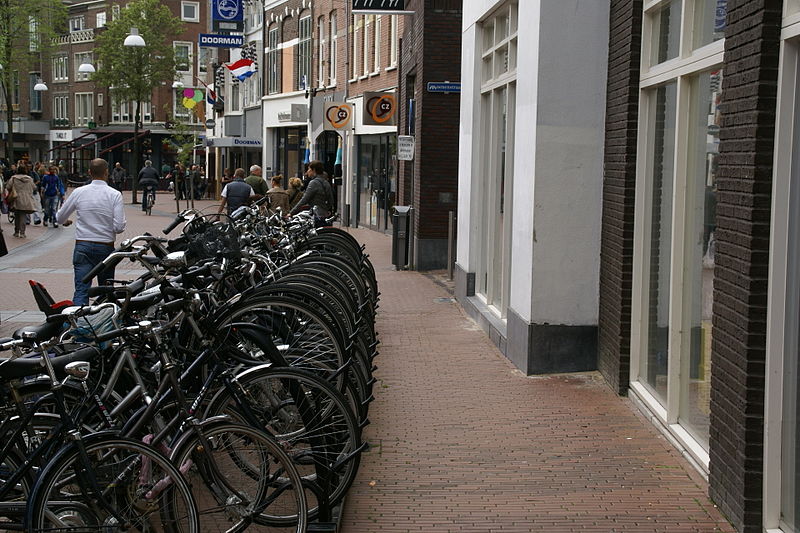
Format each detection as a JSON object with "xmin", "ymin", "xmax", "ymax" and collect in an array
[{"xmin": 57, "ymin": 158, "xmax": 127, "ymax": 305}]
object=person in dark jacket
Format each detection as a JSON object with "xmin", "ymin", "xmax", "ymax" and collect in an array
[
  {"xmin": 110, "ymin": 163, "xmax": 126, "ymax": 190},
  {"xmin": 138, "ymin": 160, "xmax": 160, "ymax": 212},
  {"xmin": 217, "ymin": 168, "xmax": 258, "ymax": 216},
  {"xmin": 289, "ymin": 161, "xmax": 334, "ymax": 227}
]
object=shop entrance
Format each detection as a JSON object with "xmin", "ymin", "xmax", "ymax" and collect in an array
[{"xmin": 357, "ymin": 134, "xmax": 396, "ymax": 232}]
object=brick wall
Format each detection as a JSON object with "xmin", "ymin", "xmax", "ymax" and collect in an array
[
  {"xmin": 398, "ymin": 0, "xmax": 462, "ymax": 243},
  {"xmin": 598, "ymin": 0, "xmax": 642, "ymax": 396},
  {"xmin": 709, "ymin": 1, "xmax": 781, "ymax": 532}
]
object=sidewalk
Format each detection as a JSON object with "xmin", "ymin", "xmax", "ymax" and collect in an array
[
  {"xmin": 0, "ymin": 206, "xmax": 735, "ymax": 532},
  {"xmin": 339, "ymin": 228, "xmax": 734, "ymax": 533}
]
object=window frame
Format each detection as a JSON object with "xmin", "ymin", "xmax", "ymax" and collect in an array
[
  {"xmin": 173, "ymin": 41, "xmax": 193, "ymax": 73},
  {"xmin": 297, "ymin": 14, "xmax": 312, "ymax": 90},
  {"xmin": 74, "ymin": 92, "xmax": 93, "ymax": 127},
  {"xmin": 330, "ymin": 12, "xmax": 338, "ymax": 84},
  {"xmin": 267, "ymin": 26, "xmax": 279, "ymax": 94},
  {"xmin": 181, "ymin": 1, "xmax": 199, "ymax": 23},
  {"xmin": 628, "ymin": 0, "xmax": 726, "ymax": 474}
]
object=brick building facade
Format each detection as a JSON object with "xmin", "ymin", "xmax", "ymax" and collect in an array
[{"xmin": 397, "ymin": 0, "xmax": 462, "ymax": 270}]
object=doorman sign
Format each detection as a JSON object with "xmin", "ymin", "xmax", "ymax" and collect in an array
[
  {"xmin": 212, "ymin": 0, "xmax": 243, "ymax": 32},
  {"xmin": 324, "ymin": 102, "xmax": 354, "ymax": 131},
  {"xmin": 362, "ymin": 92, "xmax": 397, "ymax": 126}
]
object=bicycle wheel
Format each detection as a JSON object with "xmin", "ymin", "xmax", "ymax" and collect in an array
[
  {"xmin": 0, "ymin": 447, "xmax": 31, "ymax": 529},
  {"xmin": 146, "ymin": 192, "xmax": 154, "ymax": 216},
  {"xmin": 27, "ymin": 434, "xmax": 199, "ymax": 532},
  {"xmin": 169, "ymin": 422, "xmax": 308, "ymax": 532},
  {"xmin": 204, "ymin": 367, "xmax": 363, "ymax": 518}
]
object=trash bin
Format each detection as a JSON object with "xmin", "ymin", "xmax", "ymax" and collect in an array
[{"xmin": 392, "ymin": 206, "xmax": 412, "ymax": 270}]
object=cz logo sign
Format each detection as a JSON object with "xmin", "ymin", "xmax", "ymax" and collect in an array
[
  {"xmin": 363, "ymin": 92, "xmax": 397, "ymax": 126},
  {"xmin": 324, "ymin": 103, "xmax": 353, "ymax": 130}
]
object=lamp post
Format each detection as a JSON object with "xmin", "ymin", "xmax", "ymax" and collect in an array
[
  {"xmin": 124, "ymin": 28, "xmax": 145, "ymax": 203},
  {"xmin": 33, "ymin": 79, "xmax": 47, "ymax": 163}
]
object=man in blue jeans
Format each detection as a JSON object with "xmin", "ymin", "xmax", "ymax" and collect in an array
[
  {"xmin": 41, "ymin": 165, "xmax": 65, "ymax": 227},
  {"xmin": 56, "ymin": 158, "xmax": 127, "ymax": 305}
]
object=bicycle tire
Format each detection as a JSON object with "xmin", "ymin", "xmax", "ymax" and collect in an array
[
  {"xmin": 169, "ymin": 421, "xmax": 308, "ymax": 531},
  {"xmin": 204, "ymin": 367, "xmax": 362, "ymax": 519},
  {"xmin": 27, "ymin": 434, "xmax": 200, "ymax": 533}
]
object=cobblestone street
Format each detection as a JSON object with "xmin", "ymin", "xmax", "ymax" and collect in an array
[{"xmin": 0, "ymin": 199, "xmax": 735, "ymax": 532}]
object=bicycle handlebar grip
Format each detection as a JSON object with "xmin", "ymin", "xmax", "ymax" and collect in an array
[
  {"xmin": 94, "ymin": 327, "xmax": 125, "ymax": 343},
  {"xmin": 163, "ymin": 215, "xmax": 185, "ymax": 235}
]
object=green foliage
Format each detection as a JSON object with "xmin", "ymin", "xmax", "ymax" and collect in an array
[
  {"xmin": 165, "ymin": 104, "xmax": 201, "ymax": 167},
  {"xmin": 93, "ymin": 0, "xmax": 183, "ymax": 105},
  {"xmin": 0, "ymin": 0, "xmax": 66, "ymax": 78}
]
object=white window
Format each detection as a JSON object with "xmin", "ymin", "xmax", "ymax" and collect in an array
[
  {"xmin": 362, "ymin": 15, "xmax": 371, "ymax": 76},
  {"xmin": 53, "ymin": 55, "xmax": 68, "ymax": 82},
  {"xmin": 762, "ymin": 6, "xmax": 800, "ymax": 533},
  {"xmin": 29, "ymin": 73, "xmax": 41, "ymax": 112},
  {"xmin": 53, "ymin": 95, "xmax": 69, "ymax": 124},
  {"xmin": 181, "ymin": 1, "xmax": 199, "ymax": 22},
  {"xmin": 74, "ymin": 92, "xmax": 93, "ymax": 126},
  {"xmin": 318, "ymin": 17, "xmax": 326, "ymax": 88},
  {"xmin": 476, "ymin": 2, "xmax": 517, "ymax": 317},
  {"xmin": 628, "ymin": 0, "xmax": 726, "ymax": 471},
  {"xmin": 29, "ymin": 17, "xmax": 38, "ymax": 52},
  {"xmin": 229, "ymin": 82, "xmax": 240, "ymax": 112},
  {"xmin": 329, "ymin": 13, "xmax": 337, "ymax": 84},
  {"xmin": 389, "ymin": 15, "xmax": 398, "ymax": 67},
  {"xmin": 112, "ymin": 5, "xmax": 120, "ymax": 20},
  {"xmin": 74, "ymin": 52, "xmax": 93, "ymax": 81},
  {"xmin": 174, "ymin": 42, "xmax": 192, "ymax": 73},
  {"xmin": 69, "ymin": 16, "xmax": 84, "ymax": 32},
  {"xmin": 267, "ymin": 27, "xmax": 279, "ymax": 94},
  {"xmin": 198, "ymin": 46, "xmax": 210, "ymax": 73},
  {"xmin": 174, "ymin": 89, "xmax": 189, "ymax": 119},
  {"xmin": 97, "ymin": 93, "xmax": 103, "ymax": 107},
  {"xmin": 352, "ymin": 15, "xmax": 360, "ymax": 79},
  {"xmin": 373, "ymin": 15, "xmax": 381, "ymax": 73},
  {"xmin": 96, "ymin": 12, "xmax": 106, "ymax": 27},
  {"xmin": 298, "ymin": 15, "xmax": 311, "ymax": 90}
]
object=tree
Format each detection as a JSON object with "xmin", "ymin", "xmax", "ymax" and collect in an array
[
  {"xmin": 93, "ymin": 0, "xmax": 183, "ymax": 202},
  {"xmin": 0, "ymin": 0, "xmax": 65, "ymax": 163}
]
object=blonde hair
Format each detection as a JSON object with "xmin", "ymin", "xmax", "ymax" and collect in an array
[{"xmin": 289, "ymin": 177, "xmax": 302, "ymax": 189}]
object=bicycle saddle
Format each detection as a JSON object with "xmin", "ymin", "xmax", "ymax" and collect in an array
[
  {"xmin": 0, "ymin": 345, "xmax": 100, "ymax": 381},
  {"xmin": 12, "ymin": 319, "xmax": 68, "ymax": 343}
]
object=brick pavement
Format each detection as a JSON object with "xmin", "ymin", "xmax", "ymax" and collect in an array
[
  {"xmin": 0, "ymin": 200, "xmax": 736, "ymax": 532},
  {"xmin": 339, "ymin": 228, "xmax": 734, "ymax": 533}
]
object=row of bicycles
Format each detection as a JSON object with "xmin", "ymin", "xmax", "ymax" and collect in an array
[{"xmin": 0, "ymin": 201, "xmax": 379, "ymax": 532}]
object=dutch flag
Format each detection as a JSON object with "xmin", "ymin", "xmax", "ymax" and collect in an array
[{"xmin": 225, "ymin": 58, "xmax": 256, "ymax": 81}]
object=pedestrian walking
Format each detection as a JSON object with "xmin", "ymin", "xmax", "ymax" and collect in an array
[
  {"xmin": 245, "ymin": 165, "xmax": 267, "ymax": 196},
  {"xmin": 41, "ymin": 165, "xmax": 65, "ymax": 227},
  {"xmin": 24, "ymin": 162, "xmax": 42, "ymax": 226},
  {"xmin": 289, "ymin": 161, "xmax": 335, "ymax": 227},
  {"xmin": 217, "ymin": 168, "xmax": 258, "ymax": 216},
  {"xmin": 56, "ymin": 158, "xmax": 126, "ymax": 305},
  {"xmin": 111, "ymin": 162, "xmax": 126, "ymax": 190},
  {"xmin": 287, "ymin": 176, "xmax": 303, "ymax": 210},
  {"xmin": 137, "ymin": 160, "xmax": 160, "ymax": 212},
  {"xmin": 5, "ymin": 169, "xmax": 38, "ymax": 238},
  {"xmin": 267, "ymin": 175, "xmax": 290, "ymax": 214},
  {"xmin": 174, "ymin": 163, "xmax": 186, "ymax": 200}
]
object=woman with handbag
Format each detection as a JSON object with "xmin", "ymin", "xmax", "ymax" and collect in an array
[{"xmin": 6, "ymin": 170, "xmax": 38, "ymax": 238}]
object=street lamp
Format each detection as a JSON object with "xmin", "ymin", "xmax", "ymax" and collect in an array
[
  {"xmin": 124, "ymin": 27, "xmax": 145, "ymax": 203},
  {"xmin": 78, "ymin": 62, "xmax": 95, "ymax": 74},
  {"xmin": 33, "ymin": 78, "xmax": 48, "ymax": 92}
]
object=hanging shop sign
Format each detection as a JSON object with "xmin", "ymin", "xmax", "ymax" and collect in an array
[
  {"xmin": 397, "ymin": 135, "xmax": 415, "ymax": 161},
  {"xmin": 199, "ymin": 34, "xmax": 244, "ymax": 48},
  {"xmin": 362, "ymin": 92, "xmax": 397, "ymax": 126},
  {"xmin": 352, "ymin": 0, "xmax": 411, "ymax": 14},
  {"xmin": 427, "ymin": 82, "xmax": 461, "ymax": 93},
  {"xmin": 212, "ymin": 0, "xmax": 243, "ymax": 32},
  {"xmin": 205, "ymin": 137, "xmax": 261, "ymax": 147},
  {"xmin": 323, "ymin": 102, "xmax": 353, "ymax": 131}
]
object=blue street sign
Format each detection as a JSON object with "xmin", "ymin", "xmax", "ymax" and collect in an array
[
  {"xmin": 427, "ymin": 82, "xmax": 461, "ymax": 93},
  {"xmin": 212, "ymin": 0, "xmax": 242, "ymax": 22},
  {"xmin": 199, "ymin": 34, "xmax": 244, "ymax": 48}
]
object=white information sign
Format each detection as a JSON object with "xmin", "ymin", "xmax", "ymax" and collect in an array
[{"xmin": 397, "ymin": 135, "xmax": 415, "ymax": 161}]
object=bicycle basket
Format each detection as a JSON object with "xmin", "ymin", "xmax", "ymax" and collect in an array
[{"xmin": 185, "ymin": 222, "xmax": 242, "ymax": 262}]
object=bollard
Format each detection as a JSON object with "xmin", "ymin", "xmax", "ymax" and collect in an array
[{"xmin": 447, "ymin": 211, "xmax": 455, "ymax": 280}]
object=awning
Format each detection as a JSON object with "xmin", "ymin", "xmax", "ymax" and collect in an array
[
  {"xmin": 47, "ymin": 131, "xmax": 95, "ymax": 153},
  {"xmin": 98, "ymin": 130, "xmax": 150, "ymax": 156},
  {"xmin": 68, "ymin": 132, "xmax": 116, "ymax": 154}
]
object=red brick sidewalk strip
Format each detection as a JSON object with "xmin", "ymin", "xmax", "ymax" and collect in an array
[{"xmin": 340, "ymin": 228, "xmax": 734, "ymax": 533}]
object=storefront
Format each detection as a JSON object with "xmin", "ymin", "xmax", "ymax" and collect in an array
[
  {"xmin": 273, "ymin": 126, "xmax": 307, "ymax": 180},
  {"xmin": 356, "ymin": 134, "xmax": 396, "ymax": 231}
]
